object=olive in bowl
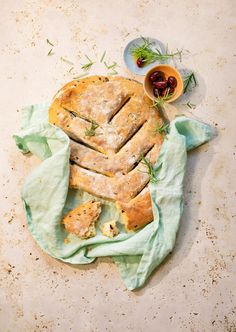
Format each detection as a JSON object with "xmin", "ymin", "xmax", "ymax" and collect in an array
[{"xmin": 144, "ymin": 64, "xmax": 183, "ymax": 103}]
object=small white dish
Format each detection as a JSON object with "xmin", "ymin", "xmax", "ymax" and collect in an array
[{"xmin": 123, "ymin": 37, "xmax": 166, "ymax": 76}]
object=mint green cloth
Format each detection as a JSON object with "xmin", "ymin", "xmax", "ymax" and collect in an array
[{"xmin": 14, "ymin": 104, "xmax": 213, "ymax": 290}]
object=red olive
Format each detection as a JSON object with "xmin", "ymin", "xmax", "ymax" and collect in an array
[
  {"xmin": 136, "ymin": 57, "xmax": 144, "ymax": 67},
  {"xmin": 153, "ymin": 80, "xmax": 168, "ymax": 89},
  {"xmin": 168, "ymin": 87, "xmax": 175, "ymax": 94},
  {"xmin": 149, "ymin": 71, "xmax": 164, "ymax": 83},
  {"xmin": 152, "ymin": 76, "xmax": 163, "ymax": 84},
  {"xmin": 168, "ymin": 76, "xmax": 177, "ymax": 88},
  {"xmin": 159, "ymin": 88, "xmax": 166, "ymax": 97}
]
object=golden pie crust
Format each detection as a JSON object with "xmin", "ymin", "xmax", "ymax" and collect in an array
[
  {"xmin": 63, "ymin": 200, "xmax": 101, "ymax": 239},
  {"xmin": 49, "ymin": 76, "xmax": 163, "ymax": 231}
]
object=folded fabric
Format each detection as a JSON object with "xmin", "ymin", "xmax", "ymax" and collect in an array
[{"xmin": 14, "ymin": 104, "xmax": 213, "ymax": 290}]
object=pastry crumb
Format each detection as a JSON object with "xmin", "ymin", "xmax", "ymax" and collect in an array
[{"xmin": 100, "ymin": 220, "xmax": 119, "ymax": 238}]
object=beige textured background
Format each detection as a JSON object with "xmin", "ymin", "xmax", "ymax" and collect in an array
[{"xmin": 0, "ymin": 1, "xmax": 235, "ymax": 331}]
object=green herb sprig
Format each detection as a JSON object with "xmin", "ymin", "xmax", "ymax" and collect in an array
[
  {"xmin": 153, "ymin": 88, "xmax": 173, "ymax": 108},
  {"xmin": 81, "ymin": 55, "xmax": 94, "ymax": 71},
  {"xmin": 183, "ymin": 72, "xmax": 197, "ymax": 93},
  {"xmin": 84, "ymin": 122, "xmax": 99, "ymax": 137},
  {"xmin": 154, "ymin": 123, "xmax": 170, "ymax": 135},
  {"xmin": 130, "ymin": 37, "xmax": 182, "ymax": 66},
  {"xmin": 139, "ymin": 154, "xmax": 158, "ymax": 184}
]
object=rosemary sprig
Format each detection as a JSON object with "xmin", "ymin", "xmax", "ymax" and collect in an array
[
  {"xmin": 183, "ymin": 72, "xmax": 197, "ymax": 93},
  {"xmin": 154, "ymin": 47, "xmax": 182, "ymax": 60},
  {"xmin": 46, "ymin": 39, "xmax": 54, "ymax": 47},
  {"xmin": 60, "ymin": 57, "xmax": 74, "ymax": 66},
  {"xmin": 154, "ymin": 123, "xmax": 170, "ymax": 135},
  {"xmin": 84, "ymin": 122, "xmax": 99, "ymax": 137},
  {"xmin": 139, "ymin": 154, "xmax": 158, "ymax": 184},
  {"xmin": 47, "ymin": 48, "xmax": 54, "ymax": 56},
  {"xmin": 130, "ymin": 37, "xmax": 182, "ymax": 66},
  {"xmin": 100, "ymin": 50, "xmax": 106, "ymax": 63},
  {"xmin": 81, "ymin": 55, "xmax": 94, "ymax": 71},
  {"xmin": 153, "ymin": 88, "xmax": 173, "ymax": 108}
]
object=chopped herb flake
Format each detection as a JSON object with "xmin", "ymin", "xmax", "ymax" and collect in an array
[
  {"xmin": 100, "ymin": 51, "xmax": 106, "ymax": 63},
  {"xmin": 183, "ymin": 101, "xmax": 196, "ymax": 109},
  {"xmin": 47, "ymin": 48, "xmax": 54, "ymax": 56},
  {"xmin": 46, "ymin": 39, "xmax": 54, "ymax": 47},
  {"xmin": 81, "ymin": 55, "xmax": 94, "ymax": 71},
  {"xmin": 108, "ymin": 69, "xmax": 118, "ymax": 75},
  {"xmin": 84, "ymin": 122, "xmax": 99, "ymax": 137},
  {"xmin": 60, "ymin": 57, "xmax": 74, "ymax": 65},
  {"xmin": 104, "ymin": 61, "xmax": 117, "ymax": 69}
]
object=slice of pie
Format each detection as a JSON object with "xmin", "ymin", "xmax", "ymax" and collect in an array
[
  {"xmin": 49, "ymin": 76, "xmax": 164, "ymax": 232},
  {"xmin": 62, "ymin": 200, "xmax": 102, "ymax": 239}
]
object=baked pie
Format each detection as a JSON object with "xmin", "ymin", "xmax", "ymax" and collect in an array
[{"xmin": 49, "ymin": 76, "xmax": 164, "ymax": 235}]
